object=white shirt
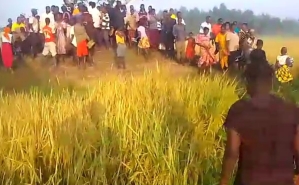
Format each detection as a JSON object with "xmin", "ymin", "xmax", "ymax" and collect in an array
[
  {"xmin": 90, "ymin": 7, "xmax": 101, "ymax": 28},
  {"xmin": 137, "ymin": 26, "xmax": 147, "ymax": 38},
  {"xmin": 70, "ymin": 26, "xmax": 77, "ymax": 47},
  {"xmin": 1, "ymin": 34, "xmax": 13, "ymax": 43},
  {"xmin": 277, "ymin": 55, "xmax": 289, "ymax": 65},
  {"xmin": 28, "ymin": 16, "xmax": 39, "ymax": 33},
  {"xmin": 175, "ymin": 18, "xmax": 186, "ymax": 25},
  {"xmin": 40, "ymin": 12, "xmax": 55, "ymax": 33},
  {"xmin": 199, "ymin": 21, "xmax": 211, "ymax": 34}
]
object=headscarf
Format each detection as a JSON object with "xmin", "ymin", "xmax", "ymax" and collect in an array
[{"xmin": 3, "ymin": 27, "xmax": 11, "ymax": 41}]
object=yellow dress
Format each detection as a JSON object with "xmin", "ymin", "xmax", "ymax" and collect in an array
[
  {"xmin": 215, "ymin": 33, "xmax": 228, "ymax": 69},
  {"xmin": 275, "ymin": 65, "xmax": 293, "ymax": 83}
]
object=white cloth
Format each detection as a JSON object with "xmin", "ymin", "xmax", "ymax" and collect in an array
[
  {"xmin": 175, "ymin": 18, "xmax": 186, "ymax": 25},
  {"xmin": 199, "ymin": 21, "xmax": 211, "ymax": 34},
  {"xmin": 1, "ymin": 34, "xmax": 13, "ymax": 43},
  {"xmin": 137, "ymin": 26, "xmax": 147, "ymax": 38},
  {"xmin": 40, "ymin": 12, "xmax": 55, "ymax": 33},
  {"xmin": 90, "ymin": 7, "xmax": 101, "ymax": 28},
  {"xmin": 70, "ymin": 26, "xmax": 77, "ymax": 47},
  {"xmin": 42, "ymin": 42, "xmax": 57, "ymax": 57},
  {"xmin": 28, "ymin": 16, "xmax": 39, "ymax": 33},
  {"xmin": 277, "ymin": 55, "xmax": 289, "ymax": 65}
]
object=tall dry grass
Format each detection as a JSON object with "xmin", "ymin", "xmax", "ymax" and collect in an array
[{"xmin": 0, "ymin": 70, "xmax": 239, "ymax": 185}]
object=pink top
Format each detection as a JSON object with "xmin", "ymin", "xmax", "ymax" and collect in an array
[{"xmin": 196, "ymin": 34, "xmax": 210, "ymax": 44}]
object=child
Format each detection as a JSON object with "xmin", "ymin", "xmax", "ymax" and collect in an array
[
  {"xmin": 115, "ymin": 28, "xmax": 126, "ymax": 69},
  {"xmin": 275, "ymin": 47, "xmax": 294, "ymax": 83},
  {"xmin": 185, "ymin": 32, "xmax": 195, "ymax": 64},
  {"xmin": 42, "ymin": 18, "xmax": 58, "ymax": 67}
]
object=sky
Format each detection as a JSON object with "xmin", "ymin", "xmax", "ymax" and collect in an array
[{"xmin": 1, "ymin": 0, "xmax": 298, "ymax": 25}]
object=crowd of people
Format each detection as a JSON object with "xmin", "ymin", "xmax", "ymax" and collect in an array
[
  {"xmin": 1, "ymin": 2, "xmax": 299, "ymax": 185},
  {"xmin": 0, "ymin": 1, "xmax": 295, "ymax": 82}
]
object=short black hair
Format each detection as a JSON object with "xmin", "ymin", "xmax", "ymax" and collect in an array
[
  {"xmin": 89, "ymin": 2, "xmax": 96, "ymax": 8},
  {"xmin": 203, "ymin": 27, "xmax": 210, "ymax": 32},
  {"xmin": 256, "ymin": 39, "xmax": 263, "ymax": 46},
  {"xmin": 244, "ymin": 62, "xmax": 273, "ymax": 84},
  {"xmin": 45, "ymin": 18, "xmax": 50, "ymax": 25}
]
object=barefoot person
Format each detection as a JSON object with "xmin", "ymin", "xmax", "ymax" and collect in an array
[{"xmin": 220, "ymin": 61, "xmax": 299, "ymax": 185}]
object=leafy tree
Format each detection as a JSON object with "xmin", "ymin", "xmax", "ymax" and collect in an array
[{"xmin": 161, "ymin": 3, "xmax": 299, "ymax": 35}]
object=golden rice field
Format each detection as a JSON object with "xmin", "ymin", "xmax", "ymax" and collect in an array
[{"xmin": 0, "ymin": 36, "xmax": 298, "ymax": 185}]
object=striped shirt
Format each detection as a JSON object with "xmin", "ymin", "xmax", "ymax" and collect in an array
[
  {"xmin": 239, "ymin": 30, "xmax": 249, "ymax": 46},
  {"xmin": 101, "ymin": 13, "xmax": 110, "ymax": 30},
  {"xmin": 157, "ymin": 21, "xmax": 162, "ymax": 30}
]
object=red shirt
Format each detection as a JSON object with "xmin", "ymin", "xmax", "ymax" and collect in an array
[
  {"xmin": 212, "ymin": 24, "xmax": 221, "ymax": 37},
  {"xmin": 42, "ymin": 25, "xmax": 55, "ymax": 43}
]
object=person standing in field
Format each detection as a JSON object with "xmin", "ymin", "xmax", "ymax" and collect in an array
[
  {"xmin": 125, "ymin": 6, "xmax": 138, "ymax": 48},
  {"xmin": 137, "ymin": 19, "xmax": 150, "ymax": 59},
  {"xmin": 215, "ymin": 24, "xmax": 229, "ymax": 71},
  {"xmin": 199, "ymin": 16, "xmax": 212, "ymax": 35},
  {"xmin": 1, "ymin": 27, "xmax": 14, "ymax": 73},
  {"xmin": 72, "ymin": 16, "xmax": 89, "ymax": 68},
  {"xmin": 115, "ymin": 28, "xmax": 126, "ymax": 69},
  {"xmin": 220, "ymin": 61, "xmax": 299, "ymax": 185},
  {"xmin": 185, "ymin": 32, "xmax": 195, "ymax": 63},
  {"xmin": 226, "ymin": 23, "xmax": 239, "ymax": 69},
  {"xmin": 42, "ymin": 18, "xmax": 58, "ymax": 67},
  {"xmin": 55, "ymin": 13, "xmax": 68, "ymax": 63},
  {"xmin": 173, "ymin": 17, "xmax": 187, "ymax": 64},
  {"xmin": 196, "ymin": 27, "xmax": 215, "ymax": 72},
  {"xmin": 211, "ymin": 18, "xmax": 223, "ymax": 42},
  {"xmin": 148, "ymin": 9, "xmax": 160, "ymax": 50},
  {"xmin": 275, "ymin": 47, "xmax": 294, "ymax": 83},
  {"xmin": 100, "ymin": 6, "xmax": 111, "ymax": 50},
  {"xmin": 28, "ymin": 8, "xmax": 40, "ymax": 60}
]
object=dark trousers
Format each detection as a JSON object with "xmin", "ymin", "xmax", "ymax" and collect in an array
[
  {"xmin": 164, "ymin": 33, "xmax": 174, "ymax": 58},
  {"xmin": 101, "ymin": 29, "xmax": 110, "ymax": 48},
  {"xmin": 28, "ymin": 32, "xmax": 41, "ymax": 57},
  {"xmin": 228, "ymin": 50, "xmax": 240, "ymax": 67},
  {"xmin": 95, "ymin": 28, "xmax": 103, "ymax": 46}
]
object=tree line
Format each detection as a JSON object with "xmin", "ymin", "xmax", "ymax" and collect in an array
[{"xmin": 162, "ymin": 3, "xmax": 299, "ymax": 35}]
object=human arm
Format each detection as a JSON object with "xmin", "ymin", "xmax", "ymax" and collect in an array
[
  {"xmin": 225, "ymin": 34, "xmax": 230, "ymax": 55},
  {"xmin": 214, "ymin": 35, "xmax": 219, "ymax": 54},
  {"xmin": 219, "ymin": 103, "xmax": 241, "ymax": 185},
  {"xmin": 172, "ymin": 25, "xmax": 177, "ymax": 38}
]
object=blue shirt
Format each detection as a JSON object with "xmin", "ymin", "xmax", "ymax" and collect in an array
[{"xmin": 234, "ymin": 27, "xmax": 240, "ymax": 34}]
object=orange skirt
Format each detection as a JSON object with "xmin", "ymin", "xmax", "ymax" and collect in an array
[{"xmin": 77, "ymin": 40, "xmax": 88, "ymax": 57}]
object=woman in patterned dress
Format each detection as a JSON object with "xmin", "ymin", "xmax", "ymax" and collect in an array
[
  {"xmin": 275, "ymin": 47, "xmax": 294, "ymax": 83},
  {"xmin": 55, "ymin": 14, "xmax": 67, "ymax": 62},
  {"xmin": 196, "ymin": 27, "xmax": 216, "ymax": 72}
]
